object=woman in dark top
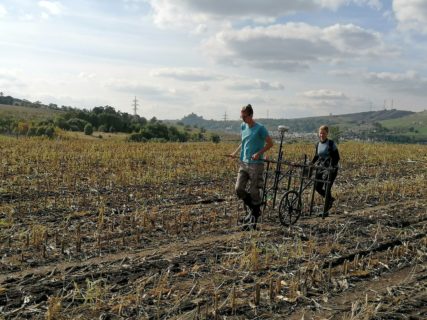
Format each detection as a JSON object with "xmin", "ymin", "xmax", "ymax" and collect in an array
[{"xmin": 312, "ymin": 125, "xmax": 340, "ymax": 217}]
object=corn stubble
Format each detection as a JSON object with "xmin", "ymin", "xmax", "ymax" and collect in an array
[{"xmin": 0, "ymin": 137, "xmax": 425, "ymax": 319}]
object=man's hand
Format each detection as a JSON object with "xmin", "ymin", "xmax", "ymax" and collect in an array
[{"xmin": 251, "ymin": 152, "xmax": 260, "ymax": 160}]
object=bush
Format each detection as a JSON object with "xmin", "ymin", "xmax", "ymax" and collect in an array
[
  {"xmin": 27, "ymin": 127, "xmax": 38, "ymax": 136},
  {"xmin": 55, "ymin": 117, "xmax": 70, "ymax": 130},
  {"xmin": 66, "ymin": 118, "xmax": 89, "ymax": 131},
  {"xmin": 84, "ymin": 123, "xmax": 93, "ymax": 135},
  {"xmin": 98, "ymin": 124, "xmax": 108, "ymax": 132},
  {"xmin": 45, "ymin": 127, "xmax": 54, "ymax": 138},
  {"xmin": 36, "ymin": 126, "xmax": 46, "ymax": 136},
  {"xmin": 210, "ymin": 133, "xmax": 221, "ymax": 143},
  {"xmin": 128, "ymin": 133, "xmax": 148, "ymax": 142}
]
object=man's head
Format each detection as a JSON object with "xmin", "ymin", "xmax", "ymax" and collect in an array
[{"xmin": 241, "ymin": 104, "xmax": 254, "ymax": 124}]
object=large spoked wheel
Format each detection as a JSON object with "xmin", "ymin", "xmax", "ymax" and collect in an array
[{"xmin": 278, "ymin": 190, "xmax": 302, "ymax": 226}]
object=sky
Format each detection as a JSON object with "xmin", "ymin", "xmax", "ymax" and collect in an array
[{"xmin": 0, "ymin": 0, "xmax": 427, "ymax": 120}]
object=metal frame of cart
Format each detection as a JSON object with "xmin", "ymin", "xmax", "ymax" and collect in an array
[{"xmin": 261, "ymin": 126, "xmax": 336, "ymax": 226}]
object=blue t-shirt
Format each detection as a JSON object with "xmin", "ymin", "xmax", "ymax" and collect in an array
[{"xmin": 240, "ymin": 122, "xmax": 269, "ymax": 164}]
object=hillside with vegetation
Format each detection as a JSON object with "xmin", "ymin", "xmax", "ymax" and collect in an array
[
  {"xmin": 380, "ymin": 110, "xmax": 427, "ymax": 136},
  {"xmin": 179, "ymin": 109, "xmax": 426, "ymax": 143},
  {"xmin": 1, "ymin": 94, "xmax": 425, "ymax": 143},
  {"xmin": 0, "ymin": 95, "xmax": 220, "ymax": 142}
]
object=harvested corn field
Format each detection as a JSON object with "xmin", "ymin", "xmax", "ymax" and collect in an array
[{"xmin": 0, "ymin": 137, "xmax": 426, "ymax": 319}]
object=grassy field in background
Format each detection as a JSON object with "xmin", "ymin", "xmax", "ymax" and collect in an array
[
  {"xmin": 0, "ymin": 104, "xmax": 62, "ymax": 121},
  {"xmin": 380, "ymin": 110, "xmax": 427, "ymax": 135}
]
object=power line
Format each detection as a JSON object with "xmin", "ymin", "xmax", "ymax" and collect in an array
[{"xmin": 132, "ymin": 96, "xmax": 139, "ymax": 116}]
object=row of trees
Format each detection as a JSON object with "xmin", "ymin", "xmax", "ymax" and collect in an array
[
  {"xmin": 129, "ymin": 122, "xmax": 220, "ymax": 143},
  {"xmin": 57, "ymin": 106, "xmax": 220, "ymax": 142},
  {"xmin": 0, "ymin": 103, "xmax": 221, "ymax": 142},
  {"xmin": 56, "ymin": 106, "xmax": 146, "ymax": 133}
]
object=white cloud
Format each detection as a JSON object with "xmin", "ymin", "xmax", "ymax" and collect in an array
[
  {"xmin": 364, "ymin": 70, "xmax": 427, "ymax": 96},
  {"xmin": 122, "ymin": 0, "xmax": 144, "ymax": 10},
  {"xmin": 78, "ymin": 72, "xmax": 97, "ymax": 80},
  {"xmin": 2, "ymin": 1, "xmax": 425, "ymax": 119},
  {"xmin": 21, "ymin": 14, "xmax": 35, "ymax": 21},
  {"xmin": 0, "ymin": 70, "xmax": 27, "ymax": 90},
  {"xmin": 227, "ymin": 79, "xmax": 284, "ymax": 91},
  {"xmin": 38, "ymin": 1, "xmax": 63, "ymax": 16},
  {"xmin": 192, "ymin": 24, "xmax": 208, "ymax": 35},
  {"xmin": 150, "ymin": 68, "xmax": 222, "ymax": 81},
  {"xmin": 104, "ymin": 78, "xmax": 188, "ymax": 102},
  {"xmin": 283, "ymin": 98, "xmax": 359, "ymax": 117},
  {"xmin": 351, "ymin": 0, "xmax": 382, "ymax": 9},
  {"xmin": 203, "ymin": 23, "xmax": 390, "ymax": 71},
  {"xmin": 146, "ymin": 0, "xmax": 384, "ymax": 29},
  {"xmin": 393, "ymin": 0, "xmax": 427, "ymax": 34},
  {"xmin": 329, "ymin": 68, "xmax": 364, "ymax": 77},
  {"xmin": 192, "ymin": 83, "xmax": 210, "ymax": 92},
  {"xmin": 41, "ymin": 12, "xmax": 50, "ymax": 20},
  {"xmin": 147, "ymin": 0, "xmax": 316, "ymax": 28},
  {"xmin": 303, "ymin": 89, "xmax": 348, "ymax": 99},
  {"xmin": 0, "ymin": 5, "xmax": 7, "ymax": 18},
  {"xmin": 322, "ymin": 24, "xmax": 385, "ymax": 54}
]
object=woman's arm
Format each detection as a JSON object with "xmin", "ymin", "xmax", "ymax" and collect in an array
[
  {"xmin": 311, "ymin": 143, "xmax": 319, "ymax": 164},
  {"xmin": 331, "ymin": 147, "xmax": 340, "ymax": 167}
]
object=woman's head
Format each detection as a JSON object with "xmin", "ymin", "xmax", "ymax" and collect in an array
[{"xmin": 318, "ymin": 125, "xmax": 328, "ymax": 142}]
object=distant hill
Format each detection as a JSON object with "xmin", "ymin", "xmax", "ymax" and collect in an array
[
  {"xmin": 1, "ymin": 93, "xmax": 425, "ymax": 143},
  {"xmin": 380, "ymin": 110, "xmax": 427, "ymax": 135},
  {"xmin": 177, "ymin": 109, "xmax": 426, "ymax": 143},
  {"xmin": 0, "ymin": 95, "xmax": 63, "ymax": 111},
  {"xmin": 178, "ymin": 110, "xmax": 413, "ymax": 133}
]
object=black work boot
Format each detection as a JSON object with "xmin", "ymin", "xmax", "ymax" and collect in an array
[
  {"xmin": 242, "ymin": 194, "xmax": 254, "ymax": 209},
  {"xmin": 251, "ymin": 205, "xmax": 261, "ymax": 230},
  {"xmin": 326, "ymin": 197, "xmax": 335, "ymax": 212}
]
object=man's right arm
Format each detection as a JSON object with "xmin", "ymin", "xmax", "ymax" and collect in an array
[{"xmin": 230, "ymin": 143, "xmax": 242, "ymax": 157}]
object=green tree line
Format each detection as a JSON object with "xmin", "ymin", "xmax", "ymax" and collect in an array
[{"xmin": 0, "ymin": 101, "xmax": 221, "ymax": 142}]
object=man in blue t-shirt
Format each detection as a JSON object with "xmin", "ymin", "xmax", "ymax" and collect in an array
[{"xmin": 230, "ymin": 104, "xmax": 273, "ymax": 230}]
